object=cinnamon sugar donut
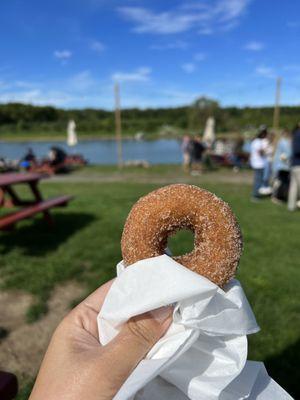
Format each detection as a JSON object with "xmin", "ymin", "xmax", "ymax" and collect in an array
[{"xmin": 121, "ymin": 184, "xmax": 243, "ymax": 287}]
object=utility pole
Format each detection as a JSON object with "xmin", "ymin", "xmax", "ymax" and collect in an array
[
  {"xmin": 114, "ymin": 82, "xmax": 123, "ymax": 168},
  {"xmin": 273, "ymin": 77, "xmax": 282, "ymax": 132}
]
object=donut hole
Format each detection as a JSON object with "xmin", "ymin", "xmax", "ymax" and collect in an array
[{"xmin": 167, "ymin": 229, "xmax": 195, "ymax": 257}]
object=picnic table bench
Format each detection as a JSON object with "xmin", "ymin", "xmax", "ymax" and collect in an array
[{"xmin": 0, "ymin": 172, "xmax": 73, "ymax": 230}]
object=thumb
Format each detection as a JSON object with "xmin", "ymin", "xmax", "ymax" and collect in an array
[{"xmin": 99, "ymin": 306, "xmax": 173, "ymax": 394}]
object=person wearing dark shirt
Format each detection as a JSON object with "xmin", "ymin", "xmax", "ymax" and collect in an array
[
  {"xmin": 20, "ymin": 148, "xmax": 36, "ymax": 170},
  {"xmin": 288, "ymin": 123, "xmax": 300, "ymax": 211},
  {"xmin": 49, "ymin": 146, "xmax": 67, "ymax": 166},
  {"xmin": 24, "ymin": 148, "xmax": 36, "ymax": 163},
  {"xmin": 190, "ymin": 136, "xmax": 205, "ymax": 174}
]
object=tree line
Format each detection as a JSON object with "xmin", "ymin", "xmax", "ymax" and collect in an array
[{"xmin": 0, "ymin": 98, "xmax": 299, "ymax": 138}]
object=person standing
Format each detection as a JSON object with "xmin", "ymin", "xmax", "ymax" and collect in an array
[
  {"xmin": 190, "ymin": 136, "xmax": 206, "ymax": 175},
  {"xmin": 250, "ymin": 127, "xmax": 268, "ymax": 200},
  {"xmin": 231, "ymin": 138, "xmax": 245, "ymax": 171},
  {"xmin": 288, "ymin": 123, "xmax": 300, "ymax": 211},
  {"xmin": 49, "ymin": 146, "xmax": 67, "ymax": 166},
  {"xmin": 272, "ymin": 130, "xmax": 291, "ymax": 203},
  {"xmin": 181, "ymin": 134, "xmax": 191, "ymax": 172},
  {"xmin": 260, "ymin": 131, "xmax": 275, "ymax": 194}
]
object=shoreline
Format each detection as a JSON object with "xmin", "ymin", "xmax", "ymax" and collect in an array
[
  {"xmin": 0, "ymin": 134, "xmax": 136, "ymax": 143},
  {"xmin": 0, "ymin": 131, "xmax": 242, "ymax": 143}
]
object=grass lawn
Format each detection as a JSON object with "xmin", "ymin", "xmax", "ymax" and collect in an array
[{"xmin": 0, "ymin": 179, "xmax": 299, "ymax": 398}]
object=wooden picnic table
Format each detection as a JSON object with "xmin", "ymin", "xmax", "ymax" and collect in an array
[
  {"xmin": 0, "ymin": 172, "xmax": 49, "ymax": 207},
  {"xmin": 0, "ymin": 172, "xmax": 73, "ymax": 230}
]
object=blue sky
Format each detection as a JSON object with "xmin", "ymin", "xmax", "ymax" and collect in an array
[{"xmin": 1, "ymin": 0, "xmax": 300, "ymax": 109}]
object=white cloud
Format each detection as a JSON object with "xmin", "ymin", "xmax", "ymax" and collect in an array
[
  {"xmin": 54, "ymin": 50, "xmax": 72, "ymax": 60},
  {"xmin": 0, "ymin": 80, "xmax": 199, "ymax": 109},
  {"xmin": 180, "ymin": 53, "xmax": 206, "ymax": 74},
  {"xmin": 111, "ymin": 67, "xmax": 151, "ymax": 82},
  {"xmin": 150, "ymin": 40, "xmax": 188, "ymax": 50},
  {"xmin": 0, "ymin": 89, "xmax": 73, "ymax": 106},
  {"xmin": 0, "ymin": 79, "xmax": 42, "ymax": 92},
  {"xmin": 194, "ymin": 52, "xmax": 206, "ymax": 61},
  {"xmin": 90, "ymin": 40, "xmax": 105, "ymax": 52},
  {"xmin": 215, "ymin": 0, "xmax": 250, "ymax": 21},
  {"xmin": 118, "ymin": 7, "xmax": 197, "ymax": 34},
  {"xmin": 255, "ymin": 65, "xmax": 275, "ymax": 79},
  {"xmin": 118, "ymin": 0, "xmax": 251, "ymax": 35},
  {"xmin": 244, "ymin": 41, "xmax": 264, "ymax": 51},
  {"xmin": 68, "ymin": 70, "xmax": 95, "ymax": 91},
  {"xmin": 4, "ymin": 73, "xmax": 300, "ymax": 109},
  {"xmin": 182, "ymin": 63, "xmax": 196, "ymax": 73},
  {"xmin": 0, "ymin": 72, "xmax": 111, "ymax": 108}
]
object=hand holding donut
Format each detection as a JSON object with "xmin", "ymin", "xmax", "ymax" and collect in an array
[
  {"xmin": 29, "ymin": 281, "xmax": 172, "ymax": 400},
  {"xmin": 30, "ymin": 184, "xmax": 242, "ymax": 400},
  {"xmin": 122, "ymin": 184, "xmax": 243, "ymax": 287}
]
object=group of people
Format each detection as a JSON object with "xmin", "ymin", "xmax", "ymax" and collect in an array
[
  {"xmin": 181, "ymin": 134, "xmax": 249, "ymax": 174},
  {"xmin": 20, "ymin": 146, "xmax": 68, "ymax": 171},
  {"xmin": 250, "ymin": 124, "xmax": 300, "ymax": 211},
  {"xmin": 181, "ymin": 124, "xmax": 300, "ymax": 212}
]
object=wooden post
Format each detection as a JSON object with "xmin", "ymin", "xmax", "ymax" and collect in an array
[
  {"xmin": 273, "ymin": 77, "xmax": 281, "ymax": 132},
  {"xmin": 114, "ymin": 82, "xmax": 123, "ymax": 168}
]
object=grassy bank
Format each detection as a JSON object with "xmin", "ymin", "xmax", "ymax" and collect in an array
[
  {"xmin": 0, "ymin": 130, "xmax": 246, "ymax": 142},
  {"xmin": 0, "ymin": 180, "xmax": 299, "ymax": 398},
  {"xmin": 0, "ymin": 132, "xmax": 138, "ymax": 142}
]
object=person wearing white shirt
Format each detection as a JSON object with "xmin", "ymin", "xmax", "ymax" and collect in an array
[
  {"xmin": 259, "ymin": 132, "xmax": 275, "ymax": 195},
  {"xmin": 250, "ymin": 127, "xmax": 268, "ymax": 200}
]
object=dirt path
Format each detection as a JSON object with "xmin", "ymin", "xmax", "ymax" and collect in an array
[{"xmin": 0, "ymin": 282, "xmax": 85, "ymax": 381}]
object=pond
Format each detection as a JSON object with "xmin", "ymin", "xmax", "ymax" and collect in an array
[{"xmin": 0, "ymin": 139, "xmax": 183, "ymax": 165}]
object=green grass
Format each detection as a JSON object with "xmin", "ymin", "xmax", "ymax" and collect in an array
[
  {"xmin": 0, "ymin": 132, "xmax": 136, "ymax": 142},
  {"xmin": 0, "ymin": 180, "xmax": 299, "ymax": 398},
  {"xmin": 71, "ymin": 164, "xmax": 251, "ymax": 184}
]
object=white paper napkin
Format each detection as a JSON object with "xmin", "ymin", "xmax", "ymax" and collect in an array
[{"xmin": 97, "ymin": 255, "xmax": 293, "ymax": 400}]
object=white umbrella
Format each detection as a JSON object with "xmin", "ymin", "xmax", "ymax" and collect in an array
[
  {"xmin": 203, "ymin": 117, "xmax": 215, "ymax": 146},
  {"xmin": 67, "ymin": 119, "xmax": 78, "ymax": 146}
]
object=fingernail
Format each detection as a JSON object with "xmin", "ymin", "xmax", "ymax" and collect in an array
[{"xmin": 151, "ymin": 306, "xmax": 173, "ymax": 323}]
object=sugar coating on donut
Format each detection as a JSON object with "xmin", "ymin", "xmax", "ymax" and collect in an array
[{"xmin": 121, "ymin": 184, "xmax": 243, "ymax": 287}]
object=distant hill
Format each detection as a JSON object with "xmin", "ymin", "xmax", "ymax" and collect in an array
[{"xmin": 0, "ymin": 100, "xmax": 299, "ymax": 139}]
